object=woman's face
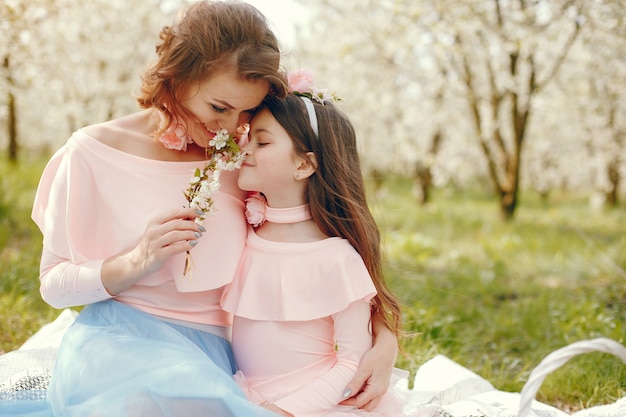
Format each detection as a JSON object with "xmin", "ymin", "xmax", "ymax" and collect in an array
[
  {"xmin": 238, "ymin": 108, "xmax": 305, "ymax": 206},
  {"xmin": 180, "ymin": 69, "xmax": 269, "ymax": 147}
]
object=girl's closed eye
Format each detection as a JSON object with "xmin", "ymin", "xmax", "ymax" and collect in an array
[{"xmin": 250, "ymin": 133, "xmax": 270, "ymax": 147}]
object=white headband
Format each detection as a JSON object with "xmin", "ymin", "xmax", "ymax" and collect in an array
[{"xmin": 300, "ymin": 96, "xmax": 319, "ymax": 137}]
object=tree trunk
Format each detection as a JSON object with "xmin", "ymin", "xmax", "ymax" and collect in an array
[
  {"xmin": 605, "ymin": 159, "xmax": 620, "ymax": 206},
  {"xmin": 414, "ymin": 130, "xmax": 442, "ymax": 205},
  {"xmin": 7, "ymin": 90, "xmax": 17, "ymax": 162},
  {"xmin": 4, "ymin": 55, "xmax": 18, "ymax": 162},
  {"xmin": 499, "ymin": 189, "xmax": 517, "ymax": 220}
]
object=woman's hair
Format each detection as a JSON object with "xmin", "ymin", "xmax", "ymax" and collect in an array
[
  {"xmin": 136, "ymin": 0, "xmax": 288, "ymax": 134},
  {"xmin": 261, "ymin": 94, "xmax": 403, "ymax": 338}
]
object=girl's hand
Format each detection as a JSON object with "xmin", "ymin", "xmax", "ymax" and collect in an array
[
  {"xmin": 101, "ymin": 207, "xmax": 204, "ymax": 295},
  {"xmin": 340, "ymin": 317, "xmax": 398, "ymax": 411}
]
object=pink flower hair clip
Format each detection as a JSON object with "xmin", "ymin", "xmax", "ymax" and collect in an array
[{"xmin": 287, "ymin": 69, "xmax": 341, "ymax": 104}]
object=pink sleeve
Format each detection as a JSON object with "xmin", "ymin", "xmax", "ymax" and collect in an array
[
  {"xmin": 273, "ymin": 300, "xmax": 372, "ymax": 416},
  {"xmin": 32, "ymin": 137, "xmax": 113, "ymax": 308},
  {"xmin": 39, "ymin": 247, "xmax": 112, "ymax": 308}
]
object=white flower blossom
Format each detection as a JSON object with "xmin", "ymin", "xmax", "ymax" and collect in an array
[
  {"xmin": 182, "ymin": 126, "xmax": 244, "ymax": 276},
  {"xmin": 209, "ymin": 129, "xmax": 230, "ymax": 150}
]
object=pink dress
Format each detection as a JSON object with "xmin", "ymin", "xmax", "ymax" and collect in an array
[
  {"xmin": 32, "ymin": 129, "xmax": 248, "ymax": 326},
  {"xmin": 221, "ymin": 228, "xmax": 409, "ymax": 417},
  {"xmin": 18, "ymin": 129, "xmax": 278, "ymax": 417}
]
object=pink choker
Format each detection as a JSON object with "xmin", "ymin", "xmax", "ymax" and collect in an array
[
  {"xmin": 264, "ymin": 205, "xmax": 311, "ymax": 224},
  {"xmin": 245, "ymin": 193, "xmax": 311, "ymax": 226}
]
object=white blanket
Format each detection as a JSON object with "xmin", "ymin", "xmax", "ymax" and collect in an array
[{"xmin": 1, "ymin": 310, "xmax": 624, "ymax": 417}]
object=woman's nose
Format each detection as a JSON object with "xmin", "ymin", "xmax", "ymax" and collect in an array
[
  {"xmin": 219, "ymin": 113, "xmax": 251, "ymax": 134},
  {"xmin": 238, "ymin": 112, "xmax": 252, "ymax": 126}
]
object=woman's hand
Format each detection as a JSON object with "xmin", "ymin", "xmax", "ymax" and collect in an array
[
  {"xmin": 340, "ymin": 316, "xmax": 398, "ymax": 411},
  {"xmin": 101, "ymin": 207, "xmax": 204, "ymax": 295}
]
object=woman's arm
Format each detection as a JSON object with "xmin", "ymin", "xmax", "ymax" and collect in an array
[
  {"xmin": 340, "ymin": 313, "xmax": 398, "ymax": 410},
  {"xmin": 39, "ymin": 207, "xmax": 204, "ymax": 307},
  {"xmin": 100, "ymin": 207, "xmax": 203, "ymax": 296},
  {"xmin": 39, "ymin": 248, "xmax": 112, "ymax": 308}
]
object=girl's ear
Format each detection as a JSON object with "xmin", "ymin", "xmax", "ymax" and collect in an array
[{"xmin": 295, "ymin": 152, "xmax": 317, "ymax": 180}]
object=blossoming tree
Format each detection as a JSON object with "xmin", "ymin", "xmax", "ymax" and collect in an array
[{"xmin": 293, "ymin": 0, "xmax": 625, "ymax": 217}]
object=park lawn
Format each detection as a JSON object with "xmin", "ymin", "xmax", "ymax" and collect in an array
[
  {"xmin": 374, "ymin": 178, "xmax": 625, "ymax": 412},
  {"xmin": 1, "ymin": 156, "xmax": 625, "ymax": 412}
]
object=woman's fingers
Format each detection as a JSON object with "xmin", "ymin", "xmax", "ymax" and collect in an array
[{"xmin": 135, "ymin": 208, "xmax": 206, "ymax": 271}]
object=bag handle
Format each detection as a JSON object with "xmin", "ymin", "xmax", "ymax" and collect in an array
[{"xmin": 517, "ymin": 338, "xmax": 626, "ymax": 417}]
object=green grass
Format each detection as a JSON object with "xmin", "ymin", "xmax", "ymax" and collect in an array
[
  {"xmin": 371, "ymin": 178, "xmax": 625, "ymax": 411},
  {"xmin": 0, "ymin": 155, "xmax": 59, "ymax": 353},
  {"xmin": 1, "ymin": 159, "xmax": 625, "ymax": 412}
]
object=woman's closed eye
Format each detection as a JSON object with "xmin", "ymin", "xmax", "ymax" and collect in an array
[{"xmin": 211, "ymin": 104, "xmax": 227, "ymax": 113}]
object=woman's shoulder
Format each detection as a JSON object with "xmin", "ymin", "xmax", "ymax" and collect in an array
[
  {"xmin": 81, "ymin": 111, "xmax": 154, "ymax": 154},
  {"xmin": 80, "ymin": 110, "xmax": 207, "ymax": 162}
]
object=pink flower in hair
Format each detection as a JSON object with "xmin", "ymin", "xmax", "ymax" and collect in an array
[
  {"xmin": 287, "ymin": 69, "xmax": 315, "ymax": 93},
  {"xmin": 287, "ymin": 69, "xmax": 341, "ymax": 104}
]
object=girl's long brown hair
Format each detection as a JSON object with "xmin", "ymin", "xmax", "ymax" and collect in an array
[
  {"xmin": 136, "ymin": 0, "xmax": 288, "ymax": 139},
  {"xmin": 262, "ymin": 94, "xmax": 403, "ymax": 338}
]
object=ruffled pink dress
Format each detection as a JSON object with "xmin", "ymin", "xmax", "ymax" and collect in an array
[{"xmin": 221, "ymin": 228, "xmax": 410, "ymax": 417}]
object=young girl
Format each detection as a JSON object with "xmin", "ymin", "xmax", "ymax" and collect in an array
[{"xmin": 221, "ymin": 73, "xmax": 414, "ymax": 417}]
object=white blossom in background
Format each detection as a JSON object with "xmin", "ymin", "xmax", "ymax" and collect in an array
[
  {"xmin": 0, "ymin": 0, "xmax": 182, "ymax": 151},
  {"xmin": 1, "ymin": 0, "xmax": 624, "ymax": 207},
  {"xmin": 290, "ymin": 0, "xmax": 625, "ymax": 209}
]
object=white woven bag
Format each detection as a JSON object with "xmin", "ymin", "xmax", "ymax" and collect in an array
[{"xmin": 517, "ymin": 338, "xmax": 626, "ymax": 417}]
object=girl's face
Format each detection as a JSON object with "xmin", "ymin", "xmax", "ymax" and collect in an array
[
  {"xmin": 238, "ymin": 108, "xmax": 307, "ymax": 207},
  {"xmin": 180, "ymin": 69, "xmax": 269, "ymax": 147}
]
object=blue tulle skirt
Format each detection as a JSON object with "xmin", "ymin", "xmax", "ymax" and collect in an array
[{"xmin": 0, "ymin": 300, "xmax": 278, "ymax": 417}]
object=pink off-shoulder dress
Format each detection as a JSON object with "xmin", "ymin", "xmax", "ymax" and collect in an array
[
  {"xmin": 221, "ymin": 228, "xmax": 410, "ymax": 417},
  {"xmin": 7, "ymin": 130, "xmax": 277, "ymax": 417}
]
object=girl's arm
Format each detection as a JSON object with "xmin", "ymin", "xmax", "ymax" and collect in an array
[
  {"xmin": 340, "ymin": 313, "xmax": 398, "ymax": 410},
  {"xmin": 269, "ymin": 300, "xmax": 373, "ymax": 416}
]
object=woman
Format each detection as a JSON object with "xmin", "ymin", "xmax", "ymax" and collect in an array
[{"xmin": 8, "ymin": 2, "xmax": 396, "ymax": 416}]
